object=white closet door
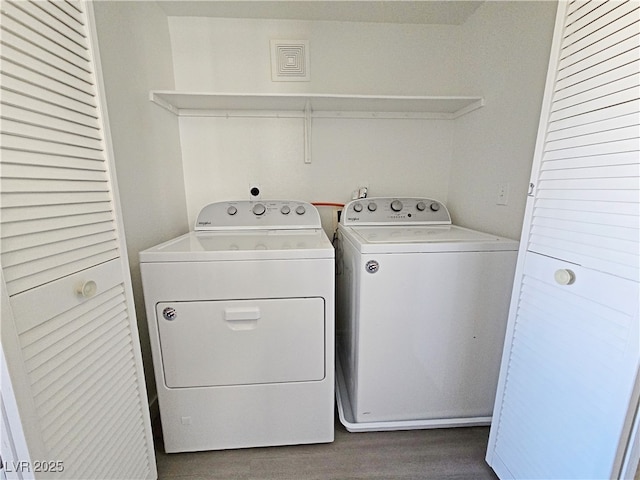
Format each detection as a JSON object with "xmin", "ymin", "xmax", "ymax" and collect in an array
[
  {"xmin": 0, "ymin": 1, "xmax": 156, "ymax": 478},
  {"xmin": 487, "ymin": 1, "xmax": 640, "ymax": 479}
]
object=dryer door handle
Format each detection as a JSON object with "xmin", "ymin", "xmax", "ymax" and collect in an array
[{"xmin": 224, "ymin": 307, "xmax": 260, "ymax": 330}]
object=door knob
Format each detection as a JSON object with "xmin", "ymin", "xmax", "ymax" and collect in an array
[
  {"xmin": 76, "ymin": 280, "xmax": 97, "ymax": 298},
  {"xmin": 554, "ymin": 269, "xmax": 575, "ymax": 286}
]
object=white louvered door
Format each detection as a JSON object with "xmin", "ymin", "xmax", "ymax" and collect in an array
[
  {"xmin": 486, "ymin": 1, "xmax": 640, "ymax": 479},
  {"xmin": 0, "ymin": 1, "xmax": 156, "ymax": 478}
]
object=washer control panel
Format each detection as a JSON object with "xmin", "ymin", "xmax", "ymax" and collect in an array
[
  {"xmin": 195, "ymin": 200, "xmax": 321, "ymax": 230},
  {"xmin": 341, "ymin": 197, "xmax": 451, "ymax": 226}
]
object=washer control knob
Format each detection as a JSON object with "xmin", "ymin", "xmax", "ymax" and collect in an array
[
  {"xmin": 353, "ymin": 202, "xmax": 363, "ymax": 212},
  {"xmin": 295, "ymin": 205, "xmax": 306, "ymax": 215},
  {"xmin": 416, "ymin": 202, "xmax": 426, "ymax": 211},
  {"xmin": 252, "ymin": 203, "xmax": 266, "ymax": 216},
  {"xmin": 430, "ymin": 202, "xmax": 440, "ymax": 212},
  {"xmin": 227, "ymin": 206, "xmax": 237, "ymax": 216},
  {"xmin": 281, "ymin": 205, "xmax": 291, "ymax": 215},
  {"xmin": 367, "ymin": 202, "xmax": 377, "ymax": 212},
  {"xmin": 390, "ymin": 200, "xmax": 403, "ymax": 212}
]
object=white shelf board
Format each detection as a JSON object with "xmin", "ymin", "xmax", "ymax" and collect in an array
[{"xmin": 150, "ymin": 91, "xmax": 484, "ymax": 119}]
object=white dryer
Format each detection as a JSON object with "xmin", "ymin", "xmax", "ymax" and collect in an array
[
  {"xmin": 335, "ymin": 197, "xmax": 518, "ymax": 432},
  {"xmin": 140, "ymin": 200, "xmax": 334, "ymax": 452}
]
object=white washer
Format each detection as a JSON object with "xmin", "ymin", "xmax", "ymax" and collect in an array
[
  {"xmin": 335, "ymin": 197, "xmax": 518, "ymax": 432},
  {"xmin": 140, "ymin": 200, "xmax": 335, "ymax": 452}
]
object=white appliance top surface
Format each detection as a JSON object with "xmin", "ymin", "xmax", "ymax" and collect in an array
[
  {"xmin": 140, "ymin": 229, "xmax": 334, "ymax": 262},
  {"xmin": 141, "ymin": 200, "xmax": 333, "ymax": 262},
  {"xmin": 341, "ymin": 224, "xmax": 518, "ymax": 253}
]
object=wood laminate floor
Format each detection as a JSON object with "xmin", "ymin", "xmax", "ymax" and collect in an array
[{"xmin": 155, "ymin": 417, "xmax": 499, "ymax": 480}]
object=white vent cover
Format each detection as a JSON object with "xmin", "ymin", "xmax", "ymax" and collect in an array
[{"xmin": 270, "ymin": 40, "xmax": 310, "ymax": 81}]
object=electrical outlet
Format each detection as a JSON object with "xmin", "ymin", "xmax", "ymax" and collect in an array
[{"xmin": 496, "ymin": 183, "xmax": 510, "ymax": 205}]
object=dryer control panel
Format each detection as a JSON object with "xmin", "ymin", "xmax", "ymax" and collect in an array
[
  {"xmin": 341, "ymin": 197, "xmax": 451, "ymax": 226},
  {"xmin": 196, "ymin": 200, "xmax": 321, "ymax": 230}
]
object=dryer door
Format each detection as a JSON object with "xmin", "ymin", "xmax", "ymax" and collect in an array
[{"xmin": 156, "ymin": 298, "xmax": 325, "ymax": 388}]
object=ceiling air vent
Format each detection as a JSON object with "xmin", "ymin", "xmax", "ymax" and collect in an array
[{"xmin": 270, "ymin": 40, "xmax": 310, "ymax": 82}]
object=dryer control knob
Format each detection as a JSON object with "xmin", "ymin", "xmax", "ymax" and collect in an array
[
  {"xmin": 416, "ymin": 202, "xmax": 426, "ymax": 211},
  {"xmin": 368, "ymin": 202, "xmax": 378, "ymax": 212},
  {"xmin": 390, "ymin": 200, "xmax": 403, "ymax": 212},
  {"xmin": 430, "ymin": 202, "xmax": 440, "ymax": 212},
  {"xmin": 281, "ymin": 205, "xmax": 291, "ymax": 215},
  {"xmin": 227, "ymin": 206, "xmax": 238, "ymax": 216},
  {"xmin": 252, "ymin": 203, "xmax": 266, "ymax": 216},
  {"xmin": 295, "ymin": 205, "xmax": 306, "ymax": 215},
  {"xmin": 353, "ymin": 202, "xmax": 363, "ymax": 212}
]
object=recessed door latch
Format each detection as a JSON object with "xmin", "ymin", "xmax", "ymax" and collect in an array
[
  {"xmin": 365, "ymin": 260, "xmax": 380, "ymax": 274},
  {"xmin": 162, "ymin": 307, "xmax": 177, "ymax": 321}
]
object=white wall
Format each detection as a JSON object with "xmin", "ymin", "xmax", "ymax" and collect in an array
[
  {"xmin": 448, "ymin": 1, "xmax": 558, "ymax": 239},
  {"xmin": 168, "ymin": 8, "xmax": 556, "ymax": 236},
  {"xmin": 93, "ymin": 1, "xmax": 188, "ymax": 404},
  {"xmin": 169, "ymin": 17, "xmax": 463, "ymax": 95},
  {"xmin": 169, "ymin": 17, "xmax": 463, "ymax": 225}
]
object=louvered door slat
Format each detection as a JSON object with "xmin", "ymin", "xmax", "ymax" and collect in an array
[
  {"xmin": 559, "ymin": 13, "xmax": 639, "ymax": 77},
  {"xmin": 1, "ymin": 202, "xmax": 113, "ymax": 223},
  {"xmin": 560, "ymin": 9, "xmax": 638, "ymax": 61},
  {"xmin": 30, "ymin": 0, "xmax": 86, "ymax": 38},
  {"xmin": 49, "ymin": 0, "xmax": 84, "ymax": 26},
  {"xmin": 0, "ymin": 148, "xmax": 104, "ymax": 171},
  {"xmin": 553, "ymin": 63, "xmax": 639, "ymax": 110},
  {"xmin": 546, "ymin": 110, "xmax": 639, "ymax": 143},
  {"xmin": 1, "ymin": 1, "xmax": 89, "ymax": 62},
  {"xmin": 542, "ymin": 137, "xmax": 639, "ymax": 161},
  {"xmin": 535, "ymin": 197, "xmax": 640, "ymax": 215},
  {"xmin": 1, "ymin": 26, "xmax": 94, "ymax": 93},
  {"xmin": 0, "ymin": 86, "xmax": 100, "ymax": 129},
  {"xmin": 548, "ymin": 98, "xmax": 639, "ymax": 133},
  {"xmin": 1, "ymin": 134, "xmax": 104, "ymax": 160},
  {"xmin": 1, "ymin": 104, "xmax": 102, "ymax": 141},
  {"xmin": 1, "ymin": 14, "xmax": 91, "ymax": 76},
  {"xmin": 555, "ymin": 58, "xmax": 639, "ymax": 104},
  {"xmin": 0, "ymin": 66, "xmax": 97, "ymax": 115},
  {"xmin": 0, "ymin": 25, "xmax": 93, "ymax": 89},
  {"xmin": 6, "ymin": 1, "xmax": 88, "ymax": 57},
  {"xmin": 545, "ymin": 123, "xmax": 639, "ymax": 151},
  {"xmin": 2, "ymin": 223, "xmax": 115, "ymax": 256},
  {"xmin": 564, "ymin": 1, "xmax": 635, "ymax": 40},
  {"xmin": 539, "ymin": 163, "xmax": 639, "ymax": 180},
  {"xmin": 549, "ymin": 83, "xmax": 639, "ymax": 123}
]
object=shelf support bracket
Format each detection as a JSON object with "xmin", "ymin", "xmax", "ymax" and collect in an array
[{"xmin": 304, "ymin": 100, "xmax": 312, "ymax": 164}]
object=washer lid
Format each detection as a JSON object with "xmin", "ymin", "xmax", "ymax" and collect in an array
[
  {"xmin": 342, "ymin": 225, "xmax": 518, "ymax": 253},
  {"xmin": 140, "ymin": 229, "xmax": 334, "ymax": 262}
]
